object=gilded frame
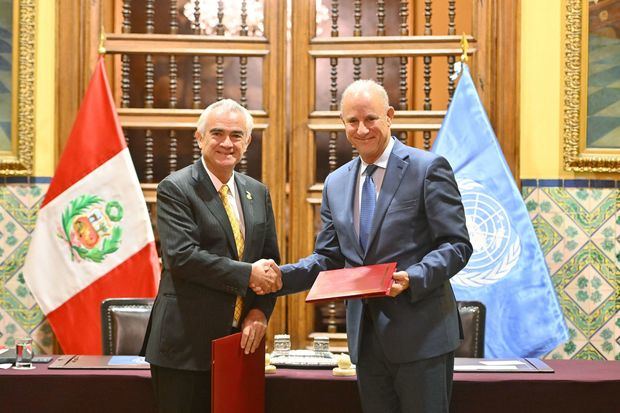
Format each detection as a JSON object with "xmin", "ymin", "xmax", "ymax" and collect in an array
[
  {"xmin": 563, "ymin": 0, "xmax": 620, "ymax": 172},
  {"xmin": 0, "ymin": 0, "xmax": 35, "ymax": 176}
]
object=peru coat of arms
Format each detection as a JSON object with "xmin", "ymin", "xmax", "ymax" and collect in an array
[{"xmin": 58, "ymin": 195, "xmax": 124, "ymax": 263}]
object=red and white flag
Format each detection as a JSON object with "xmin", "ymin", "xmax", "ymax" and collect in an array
[{"xmin": 23, "ymin": 58, "xmax": 159, "ymax": 354}]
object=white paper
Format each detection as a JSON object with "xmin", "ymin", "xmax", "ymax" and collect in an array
[
  {"xmin": 0, "ymin": 363, "xmax": 12, "ymax": 369},
  {"xmin": 480, "ymin": 360, "xmax": 526, "ymax": 366},
  {"xmin": 455, "ymin": 365, "xmax": 518, "ymax": 371}
]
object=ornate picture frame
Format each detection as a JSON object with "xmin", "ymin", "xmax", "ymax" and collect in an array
[
  {"xmin": 0, "ymin": 0, "xmax": 35, "ymax": 176},
  {"xmin": 563, "ymin": 0, "xmax": 620, "ymax": 173}
]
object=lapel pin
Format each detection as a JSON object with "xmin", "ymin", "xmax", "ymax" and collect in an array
[{"xmin": 246, "ymin": 191, "xmax": 253, "ymax": 200}]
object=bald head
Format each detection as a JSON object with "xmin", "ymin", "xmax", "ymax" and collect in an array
[{"xmin": 340, "ymin": 79, "xmax": 390, "ymax": 113}]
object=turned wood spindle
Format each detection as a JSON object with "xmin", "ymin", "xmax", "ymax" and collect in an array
[
  {"xmin": 377, "ymin": 0, "xmax": 385, "ymax": 36},
  {"xmin": 145, "ymin": 0, "xmax": 154, "ymax": 34},
  {"xmin": 121, "ymin": 2, "xmax": 131, "ymax": 144},
  {"xmin": 375, "ymin": 1, "xmax": 385, "ymax": 86},
  {"xmin": 216, "ymin": 1, "xmax": 225, "ymax": 35},
  {"xmin": 216, "ymin": 56, "xmax": 224, "ymax": 101},
  {"xmin": 424, "ymin": 56, "xmax": 431, "ymax": 111},
  {"xmin": 192, "ymin": 1, "xmax": 202, "ymax": 109},
  {"xmin": 122, "ymin": 0, "xmax": 131, "ymax": 33},
  {"xmin": 424, "ymin": 0, "xmax": 432, "ymax": 36},
  {"xmin": 121, "ymin": 54, "xmax": 131, "ymax": 108},
  {"xmin": 169, "ymin": 130, "xmax": 178, "ymax": 173},
  {"xmin": 448, "ymin": 56, "xmax": 456, "ymax": 103},
  {"xmin": 240, "ymin": 0, "xmax": 248, "ymax": 35},
  {"xmin": 448, "ymin": 0, "xmax": 456, "ymax": 36},
  {"xmin": 423, "ymin": 131, "xmax": 431, "ymax": 150},
  {"xmin": 145, "ymin": 129, "xmax": 154, "ymax": 183},
  {"xmin": 447, "ymin": 0, "xmax": 457, "ymax": 102},
  {"xmin": 398, "ymin": 0, "xmax": 409, "ymax": 144},
  {"xmin": 144, "ymin": 0, "xmax": 154, "ymax": 108},
  {"xmin": 145, "ymin": 54, "xmax": 154, "ymax": 108},
  {"xmin": 353, "ymin": 0, "xmax": 361, "ymax": 36},
  {"xmin": 170, "ymin": 0, "xmax": 178, "ymax": 34},
  {"xmin": 352, "ymin": 0, "xmax": 362, "ymax": 81}
]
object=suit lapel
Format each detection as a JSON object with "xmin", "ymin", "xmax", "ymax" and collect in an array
[
  {"xmin": 365, "ymin": 140, "xmax": 409, "ymax": 256},
  {"xmin": 191, "ymin": 161, "xmax": 238, "ymax": 259},
  {"xmin": 235, "ymin": 173, "xmax": 254, "ymax": 261}
]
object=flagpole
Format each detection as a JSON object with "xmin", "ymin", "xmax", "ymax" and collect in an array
[
  {"xmin": 98, "ymin": 1, "xmax": 106, "ymax": 55},
  {"xmin": 98, "ymin": 29, "xmax": 106, "ymax": 55}
]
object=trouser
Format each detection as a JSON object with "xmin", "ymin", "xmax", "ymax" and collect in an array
[
  {"xmin": 356, "ymin": 312, "xmax": 455, "ymax": 413},
  {"xmin": 150, "ymin": 364, "xmax": 211, "ymax": 413}
]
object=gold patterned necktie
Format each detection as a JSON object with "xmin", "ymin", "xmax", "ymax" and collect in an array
[{"xmin": 219, "ymin": 184, "xmax": 244, "ymax": 326}]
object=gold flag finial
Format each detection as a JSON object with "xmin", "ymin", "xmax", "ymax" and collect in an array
[
  {"xmin": 98, "ymin": 24, "xmax": 106, "ymax": 55},
  {"xmin": 460, "ymin": 33, "xmax": 469, "ymax": 63}
]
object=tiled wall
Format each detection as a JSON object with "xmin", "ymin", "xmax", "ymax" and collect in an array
[
  {"xmin": 0, "ymin": 180, "xmax": 54, "ymax": 353},
  {"xmin": 522, "ymin": 179, "xmax": 619, "ymax": 360},
  {"xmin": 1, "ymin": 179, "xmax": 618, "ymax": 359}
]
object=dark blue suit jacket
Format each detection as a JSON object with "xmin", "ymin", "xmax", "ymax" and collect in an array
[{"xmin": 281, "ymin": 139, "xmax": 472, "ymax": 364}]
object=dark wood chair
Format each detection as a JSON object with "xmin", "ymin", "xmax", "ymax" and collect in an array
[
  {"xmin": 455, "ymin": 300, "xmax": 486, "ymax": 358},
  {"xmin": 101, "ymin": 298, "xmax": 154, "ymax": 355}
]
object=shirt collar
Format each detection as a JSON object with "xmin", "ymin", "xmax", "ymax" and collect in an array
[
  {"xmin": 201, "ymin": 156, "xmax": 236, "ymax": 195},
  {"xmin": 360, "ymin": 136, "xmax": 394, "ymax": 174}
]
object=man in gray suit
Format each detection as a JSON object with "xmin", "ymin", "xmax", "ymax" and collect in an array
[
  {"xmin": 142, "ymin": 99, "xmax": 281, "ymax": 412},
  {"xmin": 275, "ymin": 80, "xmax": 472, "ymax": 413}
]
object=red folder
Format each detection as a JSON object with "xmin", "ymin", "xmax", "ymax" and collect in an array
[
  {"xmin": 305, "ymin": 262, "xmax": 397, "ymax": 303},
  {"xmin": 212, "ymin": 333, "xmax": 265, "ymax": 413}
]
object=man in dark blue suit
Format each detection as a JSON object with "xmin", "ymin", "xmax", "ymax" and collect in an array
[{"xmin": 276, "ymin": 80, "xmax": 472, "ymax": 413}]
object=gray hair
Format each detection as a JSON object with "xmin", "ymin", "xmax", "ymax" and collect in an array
[
  {"xmin": 196, "ymin": 99, "xmax": 254, "ymax": 137},
  {"xmin": 340, "ymin": 79, "xmax": 390, "ymax": 112}
]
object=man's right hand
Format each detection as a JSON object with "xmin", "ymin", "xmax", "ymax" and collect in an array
[{"xmin": 250, "ymin": 259, "xmax": 281, "ymax": 295}]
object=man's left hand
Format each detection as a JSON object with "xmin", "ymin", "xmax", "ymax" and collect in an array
[
  {"xmin": 240, "ymin": 309, "xmax": 268, "ymax": 354},
  {"xmin": 389, "ymin": 271, "xmax": 410, "ymax": 297}
]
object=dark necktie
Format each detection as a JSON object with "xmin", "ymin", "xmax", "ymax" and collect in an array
[{"xmin": 359, "ymin": 164, "xmax": 379, "ymax": 252}]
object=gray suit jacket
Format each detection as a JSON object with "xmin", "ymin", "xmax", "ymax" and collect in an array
[
  {"xmin": 142, "ymin": 160, "xmax": 280, "ymax": 371},
  {"xmin": 280, "ymin": 139, "xmax": 472, "ymax": 364}
]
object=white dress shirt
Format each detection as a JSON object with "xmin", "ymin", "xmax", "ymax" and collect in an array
[
  {"xmin": 353, "ymin": 137, "xmax": 395, "ymax": 238},
  {"xmin": 201, "ymin": 157, "xmax": 246, "ymax": 237}
]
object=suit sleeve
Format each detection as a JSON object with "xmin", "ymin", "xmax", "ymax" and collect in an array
[
  {"xmin": 157, "ymin": 178, "xmax": 252, "ymax": 295},
  {"xmin": 278, "ymin": 175, "xmax": 345, "ymax": 295},
  {"xmin": 248, "ymin": 188, "xmax": 280, "ymax": 319},
  {"xmin": 405, "ymin": 156, "xmax": 473, "ymax": 302}
]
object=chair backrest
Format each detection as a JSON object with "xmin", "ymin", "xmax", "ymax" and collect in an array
[
  {"xmin": 99, "ymin": 298, "xmax": 485, "ymax": 356},
  {"xmin": 455, "ymin": 300, "xmax": 486, "ymax": 358},
  {"xmin": 101, "ymin": 298, "xmax": 154, "ymax": 355}
]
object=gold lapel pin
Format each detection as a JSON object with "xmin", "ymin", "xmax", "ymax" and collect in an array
[{"xmin": 246, "ymin": 191, "xmax": 253, "ymax": 200}]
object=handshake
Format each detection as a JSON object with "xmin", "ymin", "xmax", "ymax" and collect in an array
[{"xmin": 249, "ymin": 259, "xmax": 282, "ymax": 295}]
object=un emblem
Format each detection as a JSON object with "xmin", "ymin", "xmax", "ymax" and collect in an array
[{"xmin": 451, "ymin": 179, "xmax": 521, "ymax": 287}]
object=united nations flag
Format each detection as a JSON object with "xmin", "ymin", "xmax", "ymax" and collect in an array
[{"xmin": 432, "ymin": 64, "xmax": 568, "ymax": 357}]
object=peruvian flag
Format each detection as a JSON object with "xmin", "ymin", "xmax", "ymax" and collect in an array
[{"xmin": 23, "ymin": 57, "xmax": 159, "ymax": 354}]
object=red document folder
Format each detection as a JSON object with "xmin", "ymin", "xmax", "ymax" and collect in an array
[
  {"xmin": 305, "ymin": 262, "xmax": 397, "ymax": 303},
  {"xmin": 212, "ymin": 333, "xmax": 265, "ymax": 413}
]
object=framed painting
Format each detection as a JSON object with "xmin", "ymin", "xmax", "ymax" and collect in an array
[
  {"xmin": 0, "ymin": 0, "xmax": 34, "ymax": 176},
  {"xmin": 563, "ymin": 0, "xmax": 620, "ymax": 172}
]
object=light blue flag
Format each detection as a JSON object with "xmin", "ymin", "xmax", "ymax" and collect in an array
[{"xmin": 432, "ymin": 64, "xmax": 568, "ymax": 357}]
